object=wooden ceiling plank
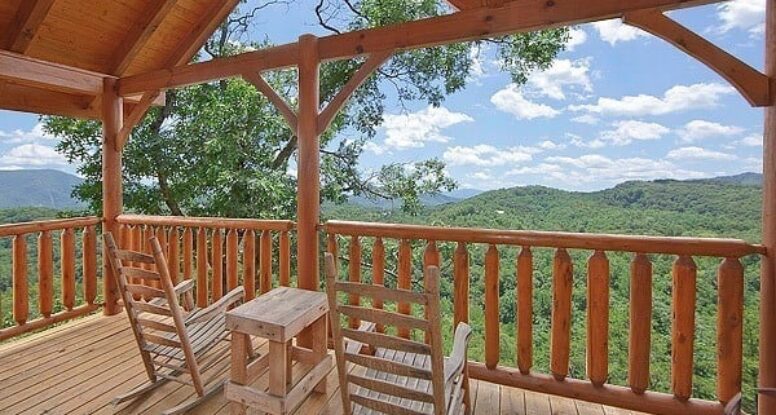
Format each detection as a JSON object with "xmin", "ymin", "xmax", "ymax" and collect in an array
[
  {"xmin": 624, "ymin": 9, "xmax": 771, "ymax": 107},
  {"xmin": 109, "ymin": 0, "xmax": 180, "ymax": 75},
  {"xmin": 1, "ymin": 0, "xmax": 55, "ymax": 52},
  {"xmin": 117, "ymin": 0, "xmax": 725, "ymax": 96},
  {"xmin": 0, "ymin": 50, "xmax": 109, "ymax": 95}
]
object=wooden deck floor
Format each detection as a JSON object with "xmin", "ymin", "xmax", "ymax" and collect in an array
[{"xmin": 0, "ymin": 314, "xmax": 646, "ymax": 415}]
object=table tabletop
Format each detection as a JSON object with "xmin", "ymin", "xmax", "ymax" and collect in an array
[{"xmin": 225, "ymin": 287, "xmax": 328, "ymax": 342}]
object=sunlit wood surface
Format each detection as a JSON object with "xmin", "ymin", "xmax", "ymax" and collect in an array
[{"xmin": 0, "ymin": 314, "xmax": 647, "ymax": 415}]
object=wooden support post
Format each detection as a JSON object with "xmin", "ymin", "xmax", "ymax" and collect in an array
[
  {"xmin": 297, "ymin": 34, "xmax": 321, "ymax": 291},
  {"xmin": 102, "ymin": 78, "xmax": 123, "ymax": 316},
  {"xmin": 761, "ymin": 1, "xmax": 776, "ymax": 413},
  {"xmin": 296, "ymin": 34, "xmax": 320, "ymax": 348}
]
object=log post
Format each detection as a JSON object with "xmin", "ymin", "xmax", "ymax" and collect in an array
[
  {"xmin": 296, "ymin": 33, "xmax": 320, "ymax": 291},
  {"xmin": 296, "ymin": 33, "xmax": 320, "ymax": 348},
  {"xmin": 761, "ymin": 1, "xmax": 776, "ymax": 413},
  {"xmin": 102, "ymin": 78, "xmax": 123, "ymax": 315}
]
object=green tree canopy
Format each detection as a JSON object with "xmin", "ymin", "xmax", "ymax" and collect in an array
[{"xmin": 45, "ymin": 0, "xmax": 569, "ymax": 218}]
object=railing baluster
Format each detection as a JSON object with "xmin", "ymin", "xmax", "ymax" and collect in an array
[
  {"xmin": 38, "ymin": 231, "xmax": 53, "ymax": 318},
  {"xmin": 672, "ymin": 255, "xmax": 697, "ymax": 401},
  {"xmin": 454, "ymin": 242, "xmax": 469, "ymax": 329},
  {"xmin": 226, "ymin": 229, "xmax": 238, "ymax": 291},
  {"xmin": 260, "ymin": 230, "xmax": 272, "ymax": 293},
  {"xmin": 398, "ymin": 238, "xmax": 412, "ymax": 339},
  {"xmin": 517, "ymin": 246, "xmax": 533, "ymax": 375},
  {"xmin": 212, "ymin": 228, "xmax": 224, "ymax": 300},
  {"xmin": 551, "ymin": 248, "xmax": 573, "ymax": 380},
  {"xmin": 83, "ymin": 225, "xmax": 97, "ymax": 306},
  {"xmin": 168, "ymin": 227, "xmax": 180, "ymax": 284},
  {"xmin": 196, "ymin": 227, "xmax": 208, "ymax": 307},
  {"xmin": 373, "ymin": 237, "xmax": 385, "ymax": 333},
  {"xmin": 629, "ymin": 253, "xmax": 652, "ymax": 394},
  {"xmin": 130, "ymin": 225, "xmax": 142, "ymax": 300},
  {"xmin": 61, "ymin": 228, "xmax": 75, "ymax": 311},
  {"xmin": 718, "ymin": 257, "xmax": 744, "ymax": 404},
  {"xmin": 183, "ymin": 227, "xmax": 194, "ymax": 280},
  {"xmin": 244, "ymin": 230, "xmax": 256, "ymax": 300},
  {"xmin": 485, "ymin": 244, "xmax": 500, "ymax": 370},
  {"xmin": 279, "ymin": 230, "xmax": 290, "ymax": 286},
  {"xmin": 349, "ymin": 236, "xmax": 361, "ymax": 329},
  {"xmin": 12, "ymin": 234, "xmax": 27, "ymax": 326},
  {"xmin": 587, "ymin": 250, "xmax": 610, "ymax": 386}
]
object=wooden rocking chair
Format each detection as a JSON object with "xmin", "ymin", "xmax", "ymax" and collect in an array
[
  {"xmin": 324, "ymin": 252, "xmax": 473, "ymax": 415},
  {"xmin": 104, "ymin": 232, "xmax": 247, "ymax": 415}
]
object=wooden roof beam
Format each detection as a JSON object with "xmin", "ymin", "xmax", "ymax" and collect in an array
[
  {"xmin": 108, "ymin": 0, "xmax": 180, "ymax": 75},
  {"xmin": 0, "ymin": 50, "xmax": 109, "ymax": 95},
  {"xmin": 117, "ymin": 0, "xmax": 724, "ymax": 96},
  {"xmin": 624, "ymin": 9, "xmax": 771, "ymax": 107},
  {"xmin": 1, "ymin": 0, "xmax": 55, "ymax": 52}
]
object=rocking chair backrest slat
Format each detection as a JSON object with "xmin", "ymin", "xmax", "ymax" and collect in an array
[{"xmin": 325, "ymin": 252, "xmax": 448, "ymax": 415}]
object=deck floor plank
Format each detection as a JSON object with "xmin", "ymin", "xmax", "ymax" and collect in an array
[{"xmin": 0, "ymin": 314, "xmax": 638, "ymax": 415}]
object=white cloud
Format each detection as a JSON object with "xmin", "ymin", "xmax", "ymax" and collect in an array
[
  {"xmin": 592, "ymin": 19, "xmax": 649, "ymax": 45},
  {"xmin": 571, "ymin": 114, "xmax": 600, "ymax": 125},
  {"xmin": 677, "ymin": 120, "xmax": 745, "ymax": 143},
  {"xmin": 382, "ymin": 106, "xmax": 473, "ymax": 150},
  {"xmin": 543, "ymin": 154, "xmax": 705, "ymax": 183},
  {"xmin": 471, "ymin": 171, "xmax": 494, "ymax": 181},
  {"xmin": 566, "ymin": 27, "xmax": 588, "ymax": 51},
  {"xmin": 537, "ymin": 140, "xmax": 566, "ymax": 151},
  {"xmin": 739, "ymin": 134, "xmax": 763, "ymax": 147},
  {"xmin": 0, "ymin": 144, "xmax": 68, "ymax": 167},
  {"xmin": 567, "ymin": 133, "xmax": 606, "ymax": 149},
  {"xmin": 716, "ymin": 0, "xmax": 766, "ymax": 35},
  {"xmin": 569, "ymin": 83, "xmax": 735, "ymax": 117},
  {"xmin": 666, "ymin": 146, "xmax": 737, "ymax": 161},
  {"xmin": 363, "ymin": 141, "xmax": 386, "ymax": 155},
  {"xmin": 527, "ymin": 58, "xmax": 592, "ymax": 100},
  {"xmin": 0, "ymin": 123, "xmax": 57, "ymax": 144},
  {"xmin": 491, "ymin": 85, "xmax": 561, "ymax": 120},
  {"xmin": 599, "ymin": 120, "xmax": 670, "ymax": 146},
  {"xmin": 443, "ymin": 144, "xmax": 534, "ymax": 167}
]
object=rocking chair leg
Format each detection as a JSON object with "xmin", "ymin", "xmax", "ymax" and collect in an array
[
  {"xmin": 160, "ymin": 379, "xmax": 227, "ymax": 415},
  {"xmin": 112, "ymin": 378, "xmax": 170, "ymax": 406}
]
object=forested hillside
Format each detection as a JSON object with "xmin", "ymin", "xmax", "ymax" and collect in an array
[{"xmin": 325, "ymin": 177, "xmax": 763, "ymax": 410}]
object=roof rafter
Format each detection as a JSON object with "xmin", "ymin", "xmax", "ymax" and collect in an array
[
  {"xmin": 623, "ymin": 9, "xmax": 771, "ymax": 107},
  {"xmin": 115, "ymin": 0, "xmax": 242, "ymax": 147},
  {"xmin": 117, "ymin": 0, "xmax": 724, "ymax": 96},
  {"xmin": 1, "ymin": 0, "xmax": 55, "ymax": 52},
  {"xmin": 108, "ymin": 0, "xmax": 180, "ymax": 75}
]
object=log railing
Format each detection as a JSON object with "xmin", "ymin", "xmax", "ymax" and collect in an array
[
  {"xmin": 323, "ymin": 220, "xmax": 765, "ymax": 415},
  {"xmin": 115, "ymin": 215, "xmax": 295, "ymax": 305},
  {"xmin": 0, "ymin": 217, "xmax": 102, "ymax": 341}
]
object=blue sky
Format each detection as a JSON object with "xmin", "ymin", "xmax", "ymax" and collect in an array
[{"xmin": 0, "ymin": 0, "xmax": 767, "ymax": 192}]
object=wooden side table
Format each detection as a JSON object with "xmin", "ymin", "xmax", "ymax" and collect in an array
[{"xmin": 225, "ymin": 287, "xmax": 332, "ymax": 415}]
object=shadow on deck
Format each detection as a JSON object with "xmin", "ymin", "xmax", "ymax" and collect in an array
[{"xmin": 0, "ymin": 314, "xmax": 647, "ymax": 414}]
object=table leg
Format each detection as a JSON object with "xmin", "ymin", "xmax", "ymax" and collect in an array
[
  {"xmin": 286, "ymin": 340, "xmax": 293, "ymax": 386},
  {"xmin": 269, "ymin": 340, "xmax": 288, "ymax": 398},
  {"xmin": 312, "ymin": 315, "xmax": 328, "ymax": 393},
  {"xmin": 230, "ymin": 331, "xmax": 249, "ymax": 415}
]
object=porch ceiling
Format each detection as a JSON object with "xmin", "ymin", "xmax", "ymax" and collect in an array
[{"xmin": 0, "ymin": 0, "xmax": 240, "ymax": 118}]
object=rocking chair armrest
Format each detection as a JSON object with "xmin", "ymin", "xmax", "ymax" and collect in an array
[
  {"xmin": 444, "ymin": 323, "xmax": 472, "ymax": 386},
  {"xmin": 174, "ymin": 279, "xmax": 196, "ymax": 296},
  {"xmin": 723, "ymin": 392, "xmax": 742, "ymax": 415},
  {"xmin": 185, "ymin": 286, "xmax": 245, "ymax": 325}
]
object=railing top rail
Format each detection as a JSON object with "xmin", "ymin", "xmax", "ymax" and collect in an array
[
  {"xmin": 324, "ymin": 220, "xmax": 766, "ymax": 258},
  {"xmin": 117, "ymin": 214, "xmax": 296, "ymax": 232},
  {"xmin": 0, "ymin": 216, "xmax": 100, "ymax": 238}
]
